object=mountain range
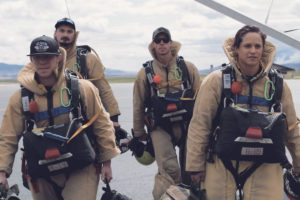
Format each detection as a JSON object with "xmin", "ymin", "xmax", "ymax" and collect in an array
[
  {"xmin": 0, "ymin": 62, "xmax": 299, "ymax": 79},
  {"xmin": 0, "ymin": 62, "xmax": 136, "ymax": 79}
]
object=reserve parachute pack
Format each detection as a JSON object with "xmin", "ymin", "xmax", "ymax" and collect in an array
[
  {"xmin": 21, "ymin": 69, "xmax": 96, "ymax": 180},
  {"xmin": 143, "ymin": 56, "xmax": 195, "ymax": 145},
  {"xmin": 207, "ymin": 64, "xmax": 289, "ymax": 200}
]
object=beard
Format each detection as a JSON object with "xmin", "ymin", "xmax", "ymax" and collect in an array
[
  {"xmin": 59, "ymin": 41, "xmax": 74, "ymax": 49},
  {"xmin": 59, "ymin": 42, "xmax": 73, "ymax": 49},
  {"xmin": 58, "ymin": 36, "xmax": 74, "ymax": 49}
]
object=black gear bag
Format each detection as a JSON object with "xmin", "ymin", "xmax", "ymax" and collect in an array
[{"xmin": 215, "ymin": 106, "xmax": 287, "ymax": 163}]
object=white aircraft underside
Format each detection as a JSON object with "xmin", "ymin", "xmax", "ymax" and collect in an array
[{"xmin": 195, "ymin": 0, "xmax": 300, "ymax": 51}]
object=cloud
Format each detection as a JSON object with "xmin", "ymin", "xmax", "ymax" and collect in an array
[{"xmin": 0, "ymin": 0, "xmax": 299, "ymax": 71}]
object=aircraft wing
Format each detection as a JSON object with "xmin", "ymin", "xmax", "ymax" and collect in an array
[{"xmin": 194, "ymin": 0, "xmax": 300, "ymax": 51}]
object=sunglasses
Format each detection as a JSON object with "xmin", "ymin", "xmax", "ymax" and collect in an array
[{"xmin": 154, "ymin": 37, "xmax": 170, "ymax": 44}]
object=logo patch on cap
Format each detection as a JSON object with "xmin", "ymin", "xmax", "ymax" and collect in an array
[{"xmin": 34, "ymin": 41, "xmax": 50, "ymax": 53}]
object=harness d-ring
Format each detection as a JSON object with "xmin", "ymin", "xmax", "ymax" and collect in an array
[{"xmin": 174, "ymin": 66, "xmax": 182, "ymax": 81}]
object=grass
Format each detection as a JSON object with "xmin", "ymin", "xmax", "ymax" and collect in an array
[
  {"xmin": 0, "ymin": 79, "xmax": 17, "ymax": 83},
  {"xmin": 107, "ymin": 76, "xmax": 136, "ymax": 83}
]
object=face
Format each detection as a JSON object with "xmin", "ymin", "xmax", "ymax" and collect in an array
[
  {"xmin": 30, "ymin": 55, "xmax": 59, "ymax": 79},
  {"xmin": 153, "ymin": 33, "xmax": 172, "ymax": 56},
  {"xmin": 235, "ymin": 32, "xmax": 263, "ymax": 73},
  {"xmin": 54, "ymin": 25, "xmax": 75, "ymax": 49}
]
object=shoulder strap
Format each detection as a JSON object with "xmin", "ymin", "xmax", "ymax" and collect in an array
[
  {"xmin": 143, "ymin": 60, "xmax": 155, "ymax": 108},
  {"xmin": 268, "ymin": 68, "xmax": 283, "ymax": 112},
  {"xmin": 76, "ymin": 45, "xmax": 91, "ymax": 79},
  {"xmin": 143, "ymin": 60, "xmax": 155, "ymax": 88},
  {"xmin": 176, "ymin": 56, "xmax": 191, "ymax": 89},
  {"xmin": 21, "ymin": 86, "xmax": 35, "ymax": 131},
  {"xmin": 207, "ymin": 63, "xmax": 234, "ymax": 163},
  {"xmin": 65, "ymin": 69, "xmax": 81, "ymax": 118},
  {"xmin": 221, "ymin": 63, "xmax": 236, "ymax": 105}
]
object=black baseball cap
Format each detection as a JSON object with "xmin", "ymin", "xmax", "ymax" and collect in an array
[
  {"xmin": 27, "ymin": 35, "xmax": 61, "ymax": 56},
  {"xmin": 152, "ymin": 27, "xmax": 171, "ymax": 41},
  {"xmin": 55, "ymin": 17, "xmax": 76, "ymax": 30}
]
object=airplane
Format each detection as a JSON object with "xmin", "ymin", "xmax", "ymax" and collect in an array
[{"xmin": 194, "ymin": 0, "xmax": 300, "ymax": 51}]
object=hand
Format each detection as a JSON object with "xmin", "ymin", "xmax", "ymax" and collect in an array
[
  {"xmin": 190, "ymin": 171, "xmax": 206, "ymax": 183},
  {"xmin": 0, "ymin": 172, "xmax": 8, "ymax": 189},
  {"xmin": 101, "ymin": 160, "xmax": 113, "ymax": 183},
  {"xmin": 113, "ymin": 122, "xmax": 120, "ymax": 131}
]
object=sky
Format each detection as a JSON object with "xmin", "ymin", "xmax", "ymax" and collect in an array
[{"xmin": 0, "ymin": 0, "xmax": 299, "ymax": 72}]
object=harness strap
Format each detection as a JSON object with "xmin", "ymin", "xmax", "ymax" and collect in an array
[
  {"xmin": 221, "ymin": 159, "xmax": 262, "ymax": 200},
  {"xmin": 144, "ymin": 60, "xmax": 156, "ymax": 88},
  {"xmin": 143, "ymin": 60, "xmax": 155, "ymax": 108},
  {"xmin": 269, "ymin": 69, "xmax": 283, "ymax": 112},
  {"xmin": 33, "ymin": 106, "xmax": 71, "ymax": 122},
  {"xmin": 44, "ymin": 176, "xmax": 64, "ymax": 200},
  {"xmin": 65, "ymin": 70, "xmax": 80, "ymax": 118},
  {"xmin": 156, "ymin": 79, "xmax": 183, "ymax": 89},
  {"xmin": 21, "ymin": 86, "xmax": 35, "ymax": 131},
  {"xmin": 67, "ymin": 110, "xmax": 101, "ymax": 143},
  {"xmin": 236, "ymin": 95, "xmax": 272, "ymax": 107},
  {"xmin": 221, "ymin": 64, "xmax": 235, "ymax": 105},
  {"xmin": 177, "ymin": 56, "xmax": 191, "ymax": 89}
]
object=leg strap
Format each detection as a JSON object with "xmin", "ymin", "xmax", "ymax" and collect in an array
[
  {"xmin": 221, "ymin": 159, "xmax": 262, "ymax": 200},
  {"xmin": 44, "ymin": 176, "xmax": 65, "ymax": 200}
]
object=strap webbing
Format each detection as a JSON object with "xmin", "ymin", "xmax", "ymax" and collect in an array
[
  {"xmin": 177, "ymin": 56, "xmax": 191, "ymax": 89},
  {"xmin": 44, "ymin": 176, "xmax": 64, "ymax": 200},
  {"xmin": 21, "ymin": 86, "xmax": 34, "ymax": 131}
]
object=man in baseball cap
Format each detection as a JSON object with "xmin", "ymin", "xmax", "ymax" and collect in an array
[
  {"xmin": 54, "ymin": 17, "xmax": 122, "ymax": 135},
  {"xmin": 28, "ymin": 35, "xmax": 62, "ymax": 81}
]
